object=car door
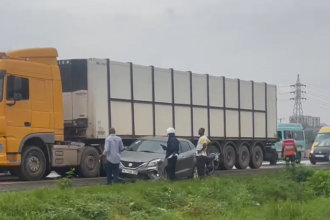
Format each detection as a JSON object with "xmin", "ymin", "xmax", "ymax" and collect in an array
[{"xmin": 175, "ymin": 141, "xmax": 195, "ymax": 178}]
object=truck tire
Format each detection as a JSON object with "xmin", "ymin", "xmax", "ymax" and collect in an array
[
  {"xmin": 269, "ymin": 152, "xmax": 278, "ymax": 165},
  {"xmin": 235, "ymin": 145, "xmax": 250, "ymax": 169},
  {"xmin": 77, "ymin": 147, "xmax": 101, "ymax": 178},
  {"xmin": 249, "ymin": 145, "xmax": 264, "ymax": 169},
  {"xmin": 18, "ymin": 146, "xmax": 47, "ymax": 181},
  {"xmin": 219, "ymin": 145, "xmax": 236, "ymax": 170}
]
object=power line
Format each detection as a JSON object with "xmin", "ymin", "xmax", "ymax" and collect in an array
[
  {"xmin": 306, "ymin": 86, "xmax": 329, "ymax": 96},
  {"xmin": 304, "ymin": 102, "xmax": 330, "ymax": 111},
  {"xmin": 304, "ymin": 98, "xmax": 330, "ymax": 108},
  {"xmin": 305, "ymin": 96, "xmax": 330, "ymax": 107},
  {"xmin": 306, "ymin": 90, "xmax": 330, "ymax": 102}
]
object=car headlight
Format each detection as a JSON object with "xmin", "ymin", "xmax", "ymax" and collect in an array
[{"xmin": 147, "ymin": 159, "xmax": 161, "ymax": 167}]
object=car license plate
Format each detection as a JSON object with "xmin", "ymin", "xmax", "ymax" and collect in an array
[
  {"xmin": 122, "ymin": 169, "xmax": 138, "ymax": 175},
  {"xmin": 315, "ymin": 155, "xmax": 324, "ymax": 158}
]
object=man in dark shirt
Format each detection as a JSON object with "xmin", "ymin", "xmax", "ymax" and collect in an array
[{"xmin": 161, "ymin": 127, "xmax": 179, "ymax": 181}]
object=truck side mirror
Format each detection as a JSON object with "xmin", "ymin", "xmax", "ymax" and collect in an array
[{"xmin": 14, "ymin": 77, "xmax": 22, "ymax": 92}]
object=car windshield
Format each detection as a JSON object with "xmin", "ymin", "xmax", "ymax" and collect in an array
[
  {"xmin": 317, "ymin": 138, "xmax": 330, "ymax": 147},
  {"xmin": 315, "ymin": 133, "xmax": 330, "ymax": 142},
  {"xmin": 127, "ymin": 140, "xmax": 167, "ymax": 154}
]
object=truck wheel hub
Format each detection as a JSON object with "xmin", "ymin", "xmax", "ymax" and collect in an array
[
  {"xmin": 86, "ymin": 155, "xmax": 96, "ymax": 170},
  {"xmin": 28, "ymin": 156, "xmax": 40, "ymax": 172},
  {"xmin": 242, "ymin": 152, "xmax": 247, "ymax": 161}
]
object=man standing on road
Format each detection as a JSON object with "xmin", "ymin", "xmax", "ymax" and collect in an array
[
  {"xmin": 102, "ymin": 127, "xmax": 125, "ymax": 185},
  {"xmin": 196, "ymin": 128, "xmax": 210, "ymax": 179},
  {"xmin": 281, "ymin": 133, "xmax": 297, "ymax": 168},
  {"xmin": 161, "ymin": 127, "xmax": 180, "ymax": 181}
]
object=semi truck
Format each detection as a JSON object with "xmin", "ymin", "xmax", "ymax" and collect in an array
[{"xmin": 0, "ymin": 47, "xmax": 278, "ymax": 181}]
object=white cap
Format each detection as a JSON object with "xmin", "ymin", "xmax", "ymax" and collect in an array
[{"xmin": 166, "ymin": 127, "xmax": 175, "ymax": 135}]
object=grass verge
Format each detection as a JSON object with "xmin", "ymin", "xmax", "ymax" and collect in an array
[{"xmin": 0, "ymin": 167, "xmax": 329, "ymax": 220}]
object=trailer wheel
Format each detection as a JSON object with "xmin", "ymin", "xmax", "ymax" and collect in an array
[
  {"xmin": 18, "ymin": 146, "xmax": 47, "ymax": 181},
  {"xmin": 78, "ymin": 147, "xmax": 101, "ymax": 178},
  {"xmin": 219, "ymin": 145, "xmax": 236, "ymax": 170},
  {"xmin": 235, "ymin": 145, "xmax": 250, "ymax": 169},
  {"xmin": 249, "ymin": 145, "xmax": 264, "ymax": 169}
]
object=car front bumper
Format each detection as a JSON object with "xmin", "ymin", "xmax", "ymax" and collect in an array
[
  {"xmin": 119, "ymin": 161, "xmax": 166, "ymax": 180},
  {"xmin": 309, "ymin": 153, "xmax": 330, "ymax": 162}
]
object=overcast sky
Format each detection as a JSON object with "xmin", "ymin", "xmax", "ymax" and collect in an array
[{"xmin": 1, "ymin": 0, "xmax": 330, "ymax": 124}]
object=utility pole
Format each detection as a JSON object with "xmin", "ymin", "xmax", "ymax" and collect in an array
[
  {"xmin": 290, "ymin": 74, "xmax": 306, "ymax": 124},
  {"xmin": 278, "ymin": 118, "xmax": 285, "ymax": 123}
]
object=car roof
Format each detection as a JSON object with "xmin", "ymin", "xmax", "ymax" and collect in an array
[{"xmin": 138, "ymin": 136, "xmax": 191, "ymax": 142}]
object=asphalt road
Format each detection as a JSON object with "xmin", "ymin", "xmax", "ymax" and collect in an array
[{"xmin": 0, "ymin": 159, "xmax": 327, "ymax": 192}]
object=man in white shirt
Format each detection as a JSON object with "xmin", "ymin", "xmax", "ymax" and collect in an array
[
  {"xmin": 196, "ymin": 127, "xmax": 210, "ymax": 179},
  {"xmin": 102, "ymin": 128, "xmax": 125, "ymax": 185}
]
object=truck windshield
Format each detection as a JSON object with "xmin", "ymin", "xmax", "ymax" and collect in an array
[
  {"xmin": 315, "ymin": 133, "xmax": 330, "ymax": 142},
  {"xmin": 127, "ymin": 140, "xmax": 167, "ymax": 154}
]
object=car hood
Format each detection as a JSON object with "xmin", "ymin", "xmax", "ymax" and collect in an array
[
  {"xmin": 313, "ymin": 147, "xmax": 330, "ymax": 154},
  {"xmin": 121, "ymin": 151, "xmax": 165, "ymax": 163}
]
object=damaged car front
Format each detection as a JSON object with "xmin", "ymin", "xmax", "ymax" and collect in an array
[{"xmin": 119, "ymin": 137, "xmax": 168, "ymax": 180}]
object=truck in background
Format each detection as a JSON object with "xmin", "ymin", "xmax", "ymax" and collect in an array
[
  {"xmin": 0, "ymin": 48, "xmax": 278, "ymax": 181},
  {"xmin": 269, "ymin": 123, "xmax": 305, "ymax": 165}
]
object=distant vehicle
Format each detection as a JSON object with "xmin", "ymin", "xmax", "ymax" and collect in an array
[
  {"xmin": 309, "ymin": 138, "xmax": 330, "ymax": 165},
  {"xmin": 310, "ymin": 127, "xmax": 330, "ymax": 155},
  {"xmin": 119, "ymin": 136, "xmax": 197, "ymax": 180},
  {"xmin": 269, "ymin": 123, "xmax": 305, "ymax": 165}
]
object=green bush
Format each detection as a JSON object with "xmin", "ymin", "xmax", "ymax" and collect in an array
[
  {"xmin": 285, "ymin": 166, "xmax": 315, "ymax": 183},
  {"xmin": 307, "ymin": 170, "xmax": 330, "ymax": 197}
]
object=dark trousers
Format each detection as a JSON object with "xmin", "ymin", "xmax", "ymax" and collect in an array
[
  {"xmin": 285, "ymin": 155, "xmax": 295, "ymax": 167},
  {"xmin": 166, "ymin": 156, "xmax": 177, "ymax": 181},
  {"xmin": 106, "ymin": 161, "xmax": 120, "ymax": 185},
  {"xmin": 196, "ymin": 156, "xmax": 206, "ymax": 178}
]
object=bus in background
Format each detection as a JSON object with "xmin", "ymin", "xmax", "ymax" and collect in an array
[
  {"xmin": 269, "ymin": 123, "xmax": 305, "ymax": 165},
  {"xmin": 310, "ymin": 127, "xmax": 330, "ymax": 157}
]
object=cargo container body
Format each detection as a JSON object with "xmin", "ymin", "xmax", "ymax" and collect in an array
[{"xmin": 58, "ymin": 58, "xmax": 278, "ymax": 170}]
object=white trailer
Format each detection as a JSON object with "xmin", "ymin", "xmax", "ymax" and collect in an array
[{"xmin": 58, "ymin": 58, "xmax": 277, "ymax": 171}]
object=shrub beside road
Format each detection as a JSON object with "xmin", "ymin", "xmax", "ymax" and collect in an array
[{"xmin": 0, "ymin": 167, "xmax": 330, "ymax": 219}]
